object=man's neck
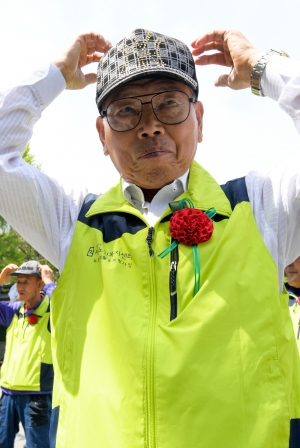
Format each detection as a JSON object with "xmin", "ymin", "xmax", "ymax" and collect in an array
[
  {"xmin": 141, "ymin": 188, "xmax": 162, "ymax": 202},
  {"xmin": 23, "ymin": 294, "xmax": 42, "ymax": 311}
]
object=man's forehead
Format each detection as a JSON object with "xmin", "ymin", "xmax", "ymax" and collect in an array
[
  {"xmin": 17, "ymin": 274, "xmax": 38, "ymax": 281},
  {"xmin": 106, "ymin": 77, "xmax": 191, "ymax": 103}
]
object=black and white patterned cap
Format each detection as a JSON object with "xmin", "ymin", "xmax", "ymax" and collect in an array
[{"xmin": 96, "ymin": 28, "xmax": 198, "ymax": 111}]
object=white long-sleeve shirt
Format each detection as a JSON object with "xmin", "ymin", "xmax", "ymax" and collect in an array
[{"xmin": 1, "ymin": 57, "xmax": 300, "ymax": 291}]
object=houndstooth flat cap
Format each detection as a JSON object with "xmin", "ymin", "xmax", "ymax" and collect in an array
[{"xmin": 96, "ymin": 28, "xmax": 198, "ymax": 110}]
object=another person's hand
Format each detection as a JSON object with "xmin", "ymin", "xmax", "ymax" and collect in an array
[
  {"xmin": 39, "ymin": 265, "xmax": 54, "ymax": 285},
  {"xmin": 0, "ymin": 264, "xmax": 18, "ymax": 285},
  {"xmin": 191, "ymin": 30, "xmax": 263, "ymax": 90},
  {"xmin": 53, "ymin": 32, "xmax": 112, "ymax": 90}
]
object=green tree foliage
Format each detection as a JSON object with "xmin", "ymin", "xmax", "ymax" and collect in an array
[
  {"xmin": 22, "ymin": 144, "xmax": 41, "ymax": 169},
  {"xmin": 0, "ymin": 144, "xmax": 59, "ymax": 284}
]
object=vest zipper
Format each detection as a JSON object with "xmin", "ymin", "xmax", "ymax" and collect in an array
[
  {"xmin": 170, "ymin": 243, "xmax": 179, "ymax": 321},
  {"xmin": 146, "ymin": 227, "xmax": 155, "ymax": 257},
  {"xmin": 145, "ymin": 235, "xmax": 157, "ymax": 447}
]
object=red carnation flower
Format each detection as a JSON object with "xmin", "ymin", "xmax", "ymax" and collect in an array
[
  {"xmin": 297, "ymin": 297, "xmax": 300, "ymax": 306},
  {"xmin": 170, "ymin": 208, "xmax": 214, "ymax": 245},
  {"xmin": 27, "ymin": 314, "xmax": 38, "ymax": 325}
]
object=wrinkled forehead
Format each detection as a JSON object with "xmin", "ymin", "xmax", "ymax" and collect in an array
[{"xmin": 104, "ymin": 77, "xmax": 194, "ymax": 107}]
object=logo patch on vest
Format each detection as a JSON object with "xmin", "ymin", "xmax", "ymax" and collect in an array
[{"xmin": 86, "ymin": 243, "xmax": 133, "ymax": 268}]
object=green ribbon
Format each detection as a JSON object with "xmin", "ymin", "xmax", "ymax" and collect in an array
[
  {"xmin": 193, "ymin": 244, "xmax": 200, "ymax": 296},
  {"xmin": 158, "ymin": 240, "xmax": 179, "ymax": 259},
  {"xmin": 169, "ymin": 197, "xmax": 194, "ymax": 212},
  {"xmin": 158, "ymin": 198, "xmax": 216, "ymax": 297}
]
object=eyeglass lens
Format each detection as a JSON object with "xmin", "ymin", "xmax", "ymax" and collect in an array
[{"xmin": 106, "ymin": 91, "xmax": 191, "ymax": 132}]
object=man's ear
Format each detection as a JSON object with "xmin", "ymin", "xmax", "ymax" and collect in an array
[
  {"xmin": 37, "ymin": 277, "xmax": 44, "ymax": 290},
  {"xmin": 194, "ymin": 101, "xmax": 204, "ymax": 143},
  {"xmin": 96, "ymin": 116, "xmax": 109, "ymax": 156}
]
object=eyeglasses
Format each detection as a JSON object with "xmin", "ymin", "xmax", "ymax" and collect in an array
[{"xmin": 100, "ymin": 90, "xmax": 196, "ymax": 132}]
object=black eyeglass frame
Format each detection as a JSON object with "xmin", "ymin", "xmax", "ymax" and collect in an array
[{"xmin": 99, "ymin": 90, "xmax": 197, "ymax": 132}]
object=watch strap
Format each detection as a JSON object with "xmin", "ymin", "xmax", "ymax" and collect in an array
[{"xmin": 250, "ymin": 49, "xmax": 289, "ymax": 97}]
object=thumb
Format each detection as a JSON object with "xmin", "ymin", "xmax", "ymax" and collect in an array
[
  {"xmin": 214, "ymin": 74, "xmax": 229, "ymax": 87},
  {"xmin": 85, "ymin": 73, "xmax": 97, "ymax": 86}
]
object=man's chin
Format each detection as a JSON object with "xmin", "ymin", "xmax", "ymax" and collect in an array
[{"xmin": 136, "ymin": 167, "xmax": 180, "ymax": 190}]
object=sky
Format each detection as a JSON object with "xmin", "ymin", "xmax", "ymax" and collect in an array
[{"xmin": 0, "ymin": 0, "xmax": 300, "ymax": 193}]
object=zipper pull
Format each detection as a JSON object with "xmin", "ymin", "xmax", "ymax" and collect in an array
[
  {"xmin": 170, "ymin": 259, "xmax": 178, "ymax": 321},
  {"xmin": 170, "ymin": 261, "xmax": 177, "ymax": 296},
  {"xmin": 146, "ymin": 226, "xmax": 155, "ymax": 258},
  {"xmin": 169, "ymin": 243, "xmax": 179, "ymax": 321}
]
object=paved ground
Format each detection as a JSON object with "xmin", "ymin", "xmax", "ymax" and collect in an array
[{"xmin": 14, "ymin": 424, "xmax": 25, "ymax": 447}]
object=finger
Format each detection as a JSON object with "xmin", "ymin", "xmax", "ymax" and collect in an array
[
  {"xmin": 194, "ymin": 53, "xmax": 229, "ymax": 67},
  {"xmin": 191, "ymin": 29, "xmax": 227, "ymax": 48},
  {"xmin": 214, "ymin": 74, "xmax": 229, "ymax": 87},
  {"xmin": 85, "ymin": 53, "xmax": 103, "ymax": 64},
  {"xmin": 191, "ymin": 41, "xmax": 224, "ymax": 57},
  {"xmin": 80, "ymin": 32, "xmax": 112, "ymax": 53}
]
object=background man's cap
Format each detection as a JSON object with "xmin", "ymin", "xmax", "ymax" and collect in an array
[
  {"xmin": 10, "ymin": 261, "xmax": 41, "ymax": 277},
  {"xmin": 96, "ymin": 28, "xmax": 198, "ymax": 110}
]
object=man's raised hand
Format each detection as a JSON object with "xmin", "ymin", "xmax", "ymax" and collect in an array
[
  {"xmin": 191, "ymin": 30, "xmax": 263, "ymax": 90},
  {"xmin": 53, "ymin": 32, "xmax": 112, "ymax": 90},
  {"xmin": 0, "ymin": 264, "xmax": 18, "ymax": 285},
  {"xmin": 39, "ymin": 265, "xmax": 54, "ymax": 285}
]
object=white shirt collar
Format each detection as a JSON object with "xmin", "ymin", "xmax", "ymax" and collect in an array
[{"xmin": 122, "ymin": 170, "xmax": 189, "ymax": 225}]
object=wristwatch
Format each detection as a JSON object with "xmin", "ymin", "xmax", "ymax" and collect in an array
[{"xmin": 250, "ymin": 49, "xmax": 289, "ymax": 97}]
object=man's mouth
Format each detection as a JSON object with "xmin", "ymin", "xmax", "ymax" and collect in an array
[{"xmin": 139, "ymin": 146, "xmax": 171, "ymax": 159}]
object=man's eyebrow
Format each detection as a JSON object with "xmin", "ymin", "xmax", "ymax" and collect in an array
[{"xmin": 113, "ymin": 82, "xmax": 184, "ymax": 98}]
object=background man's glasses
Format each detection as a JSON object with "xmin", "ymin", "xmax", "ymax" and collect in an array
[{"xmin": 100, "ymin": 91, "xmax": 196, "ymax": 132}]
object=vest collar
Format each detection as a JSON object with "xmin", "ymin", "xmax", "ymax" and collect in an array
[
  {"xmin": 19, "ymin": 294, "xmax": 50, "ymax": 318},
  {"xmin": 86, "ymin": 161, "xmax": 232, "ymax": 219}
]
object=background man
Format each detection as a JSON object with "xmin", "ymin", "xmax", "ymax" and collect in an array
[
  {"xmin": 285, "ymin": 257, "xmax": 300, "ymax": 353},
  {"xmin": 0, "ymin": 261, "xmax": 56, "ymax": 448},
  {"xmin": 0, "ymin": 28, "xmax": 300, "ymax": 447}
]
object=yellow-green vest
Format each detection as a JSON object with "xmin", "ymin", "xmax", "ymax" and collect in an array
[
  {"xmin": 1, "ymin": 295, "xmax": 53, "ymax": 392},
  {"xmin": 51, "ymin": 161, "xmax": 300, "ymax": 448}
]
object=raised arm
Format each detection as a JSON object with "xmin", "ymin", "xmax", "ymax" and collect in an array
[
  {"xmin": 192, "ymin": 30, "xmax": 300, "ymax": 291},
  {"xmin": 39, "ymin": 265, "xmax": 54, "ymax": 285},
  {"xmin": 0, "ymin": 32, "xmax": 111, "ymax": 271},
  {"xmin": 39, "ymin": 265, "xmax": 56, "ymax": 298},
  {"xmin": 191, "ymin": 29, "xmax": 300, "ymax": 133}
]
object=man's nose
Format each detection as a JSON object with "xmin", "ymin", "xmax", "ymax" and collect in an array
[{"xmin": 137, "ymin": 104, "xmax": 165, "ymax": 138}]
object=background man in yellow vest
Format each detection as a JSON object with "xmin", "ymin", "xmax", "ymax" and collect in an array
[
  {"xmin": 285, "ymin": 258, "xmax": 300, "ymax": 353},
  {"xmin": 0, "ymin": 261, "xmax": 56, "ymax": 448},
  {"xmin": 1, "ymin": 28, "xmax": 300, "ymax": 447}
]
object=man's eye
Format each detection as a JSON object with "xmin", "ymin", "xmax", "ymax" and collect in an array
[
  {"xmin": 158, "ymin": 99, "xmax": 180, "ymax": 109},
  {"xmin": 165, "ymin": 99, "xmax": 178, "ymax": 106},
  {"xmin": 117, "ymin": 106, "xmax": 139, "ymax": 116}
]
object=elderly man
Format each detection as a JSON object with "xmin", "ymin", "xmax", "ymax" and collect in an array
[
  {"xmin": 0, "ymin": 28, "xmax": 300, "ymax": 447},
  {"xmin": 0, "ymin": 261, "xmax": 56, "ymax": 448}
]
